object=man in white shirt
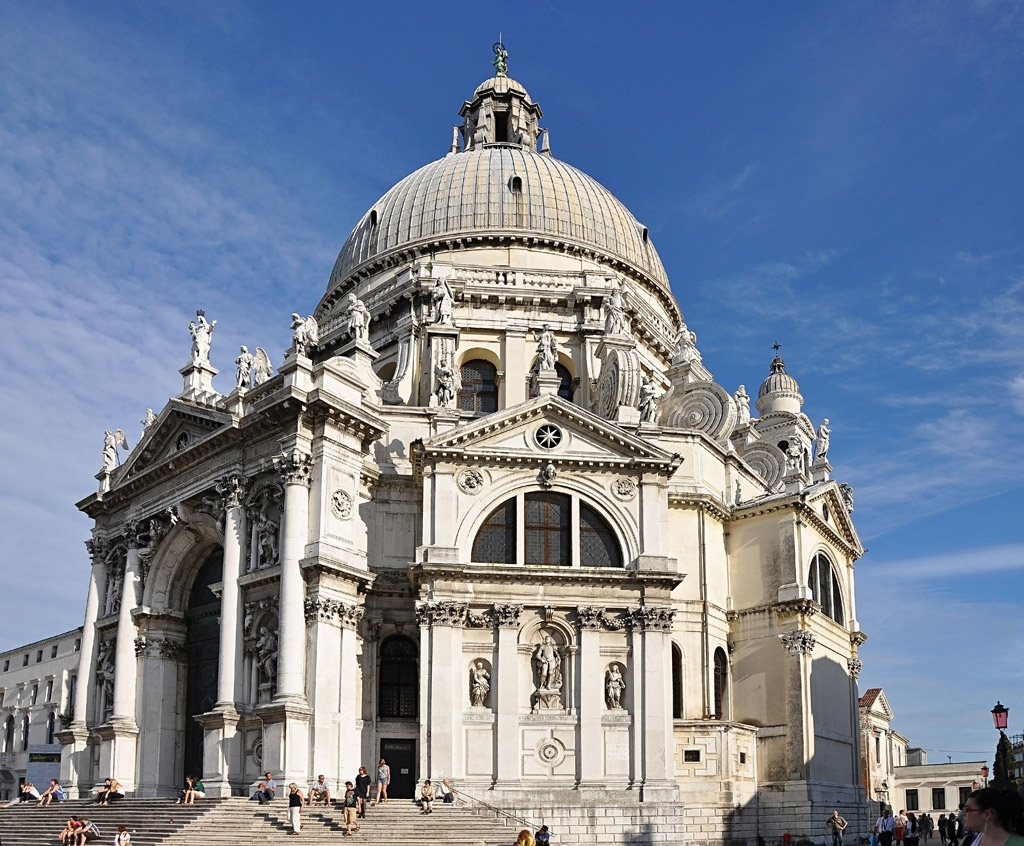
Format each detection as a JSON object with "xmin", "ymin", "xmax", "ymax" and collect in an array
[{"xmin": 877, "ymin": 809, "xmax": 896, "ymax": 846}]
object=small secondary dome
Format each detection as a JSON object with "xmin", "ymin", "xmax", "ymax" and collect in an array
[
  {"xmin": 324, "ymin": 67, "xmax": 668, "ymax": 300},
  {"xmin": 756, "ymin": 355, "xmax": 804, "ymax": 416}
]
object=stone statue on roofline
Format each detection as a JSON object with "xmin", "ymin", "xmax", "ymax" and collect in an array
[
  {"xmin": 102, "ymin": 429, "xmax": 129, "ymax": 473},
  {"xmin": 816, "ymin": 418, "xmax": 831, "ymax": 461},
  {"xmin": 604, "ymin": 281, "xmax": 629, "ymax": 335},
  {"xmin": 431, "ymin": 276, "xmax": 455, "ymax": 325},
  {"xmin": 638, "ymin": 376, "xmax": 659, "ymax": 423},
  {"xmin": 188, "ymin": 310, "xmax": 216, "ymax": 366},
  {"xmin": 235, "ymin": 346, "xmax": 256, "ymax": 390},
  {"xmin": 290, "ymin": 313, "xmax": 319, "ymax": 357},
  {"xmin": 734, "ymin": 385, "xmax": 751, "ymax": 426},
  {"xmin": 534, "ymin": 324, "xmax": 558, "ymax": 371},
  {"xmin": 343, "ymin": 293, "xmax": 372, "ymax": 343},
  {"xmin": 252, "ymin": 347, "xmax": 273, "ymax": 386}
]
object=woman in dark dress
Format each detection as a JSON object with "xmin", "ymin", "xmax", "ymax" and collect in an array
[{"xmin": 354, "ymin": 766, "xmax": 372, "ymax": 819}]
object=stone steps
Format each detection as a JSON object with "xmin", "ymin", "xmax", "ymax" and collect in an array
[{"xmin": 0, "ymin": 796, "xmax": 519, "ymax": 845}]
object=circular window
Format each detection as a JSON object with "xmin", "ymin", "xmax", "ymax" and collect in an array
[{"xmin": 535, "ymin": 424, "xmax": 562, "ymax": 450}]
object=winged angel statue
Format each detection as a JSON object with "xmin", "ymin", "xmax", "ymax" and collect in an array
[{"xmin": 102, "ymin": 428, "xmax": 130, "ymax": 472}]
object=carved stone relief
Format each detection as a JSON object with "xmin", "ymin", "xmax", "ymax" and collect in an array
[{"xmin": 245, "ymin": 483, "xmax": 283, "ymax": 572}]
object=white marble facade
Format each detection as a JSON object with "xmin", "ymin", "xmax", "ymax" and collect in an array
[{"xmin": 56, "ymin": 66, "xmax": 869, "ymax": 844}]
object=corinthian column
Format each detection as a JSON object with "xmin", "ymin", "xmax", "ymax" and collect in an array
[
  {"xmin": 74, "ymin": 540, "xmax": 108, "ymax": 727},
  {"xmin": 111, "ymin": 522, "xmax": 142, "ymax": 720},
  {"xmin": 273, "ymin": 449, "xmax": 312, "ymax": 702},
  {"xmin": 215, "ymin": 474, "xmax": 249, "ymax": 707}
]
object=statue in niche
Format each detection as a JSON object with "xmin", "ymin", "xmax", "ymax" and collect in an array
[
  {"xmin": 188, "ymin": 310, "xmax": 216, "ymax": 366},
  {"xmin": 255, "ymin": 509, "xmax": 279, "ymax": 569},
  {"xmin": 470, "ymin": 662, "xmax": 490, "ymax": 707},
  {"xmin": 434, "ymin": 354, "xmax": 458, "ymax": 408},
  {"xmin": 290, "ymin": 313, "xmax": 319, "ymax": 356},
  {"xmin": 102, "ymin": 429, "xmax": 129, "ymax": 473},
  {"xmin": 256, "ymin": 625, "xmax": 278, "ymax": 687},
  {"xmin": 734, "ymin": 385, "xmax": 751, "ymax": 426},
  {"xmin": 104, "ymin": 565, "xmax": 123, "ymax": 616},
  {"xmin": 605, "ymin": 664, "xmax": 626, "ymax": 710},
  {"xmin": 430, "ymin": 277, "xmax": 455, "ymax": 325},
  {"xmin": 343, "ymin": 293, "xmax": 372, "ymax": 342},
  {"xmin": 785, "ymin": 442, "xmax": 803, "ymax": 472},
  {"xmin": 604, "ymin": 283, "xmax": 629, "ymax": 335},
  {"xmin": 638, "ymin": 376, "xmax": 659, "ymax": 423},
  {"xmin": 251, "ymin": 347, "xmax": 273, "ymax": 386},
  {"xmin": 235, "ymin": 346, "xmax": 256, "ymax": 390},
  {"xmin": 533, "ymin": 635, "xmax": 562, "ymax": 693},
  {"xmin": 95, "ymin": 642, "xmax": 115, "ymax": 720},
  {"xmin": 816, "ymin": 418, "xmax": 831, "ymax": 461},
  {"xmin": 534, "ymin": 324, "xmax": 558, "ymax": 371}
]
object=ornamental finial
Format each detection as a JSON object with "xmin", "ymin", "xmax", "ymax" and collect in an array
[{"xmin": 492, "ymin": 40, "xmax": 508, "ymax": 77}]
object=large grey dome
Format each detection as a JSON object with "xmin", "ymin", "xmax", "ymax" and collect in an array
[{"xmin": 325, "ymin": 145, "xmax": 669, "ymax": 294}]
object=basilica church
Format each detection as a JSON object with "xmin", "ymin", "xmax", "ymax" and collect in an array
[{"xmin": 57, "ymin": 56, "xmax": 868, "ymax": 844}]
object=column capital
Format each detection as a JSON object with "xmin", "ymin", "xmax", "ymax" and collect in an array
[
  {"xmin": 216, "ymin": 473, "xmax": 250, "ymax": 509},
  {"xmin": 779, "ymin": 630, "xmax": 817, "ymax": 655},
  {"xmin": 493, "ymin": 603, "xmax": 523, "ymax": 629},
  {"xmin": 576, "ymin": 606, "xmax": 604, "ymax": 630},
  {"xmin": 847, "ymin": 657, "xmax": 863, "ymax": 679},
  {"xmin": 134, "ymin": 635, "xmax": 186, "ymax": 662},
  {"xmin": 304, "ymin": 597, "xmax": 364, "ymax": 630},
  {"xmin": 122, "ymin": 520, "xmax": 143, "ymax": 550},
  {"xmin": 85, "ymin": 537, "xmax": 110, "ymax": 565},
  {"xmin": 629, "ymin": 606, "xmax": 675, "ymax": 632},
  {"xmin": 415, "ymin": 600, "xmax": 468, "ymax": 627},
  {"xmin": 274, "ymin": 449, "xmax": 312, "ymax": 487}
]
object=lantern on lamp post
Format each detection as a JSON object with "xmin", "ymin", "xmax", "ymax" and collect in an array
[{"xmin": 991, "ymin": 702, "xmax": 1011, "ymax": 790}]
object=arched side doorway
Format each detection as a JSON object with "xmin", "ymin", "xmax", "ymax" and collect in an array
[
  {"xmin": 377, "ymin": 635, "xmax": 418, "ymax": 799},
  {"xmin": 184, "ymin": 551, "xmax": 222, "ymax": 779}
]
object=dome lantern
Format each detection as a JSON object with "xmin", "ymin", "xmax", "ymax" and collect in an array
[{"xmin": 755, "ymin": 354, "xmax": 804, "ymax": 416}]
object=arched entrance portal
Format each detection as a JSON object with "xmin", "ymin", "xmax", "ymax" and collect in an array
[{"xmin": 184, "ymin": 551, "xmax": 222, "ymax": 779}]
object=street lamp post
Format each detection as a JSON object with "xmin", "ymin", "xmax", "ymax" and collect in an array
[{"xmin": 991, "ymin": 702, "xmax": 1011, "ymax": 790}]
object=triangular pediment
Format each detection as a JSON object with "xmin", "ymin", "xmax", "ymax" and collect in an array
[
  {"xmin": 116, "ymin": 400, "xmax": 232, "ymax": 483},
  {"xmin": 421, "ymin": 395, "xmax": 680, "ymax": 471},
  {"xmin": 860, "ymin": 687, "xmax": 894, "ymax": 721},
  {"xmin": 805, "ymin": 482, "xmax": 863, "ymax": 555}
]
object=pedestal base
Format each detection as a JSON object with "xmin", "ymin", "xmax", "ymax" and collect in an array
[
  {"xmin": 95, "ymin": 719, "xmax": 140, "ymax": 792},
  {"xmin": 256, "ymin": 700, "xmax": 312, "ymax": 787},
  {"xmin": 56, "ymin": 724, "xmax": 95, "ymax": 799},
  {"xmin": 195, "ymin": 706, "xmax": 243, "ymax": 797}
]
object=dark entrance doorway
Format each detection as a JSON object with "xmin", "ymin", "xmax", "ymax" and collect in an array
[
  {"xmin": 184, "ymin": 551, "xmax": 222, "ymax": 779},
  {"xmin": 379, "ymin": 739, "xmax": 416, "ymax": 799}
]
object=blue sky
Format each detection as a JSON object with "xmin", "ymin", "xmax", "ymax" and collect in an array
[{"xmin": 0, "ymin": 1, "xmax": 1021, "ymax": 764}]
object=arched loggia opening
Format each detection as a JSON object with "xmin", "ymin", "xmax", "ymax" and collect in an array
[{"xmin": 183, "ymin": 550, "xmax": 222, "ymax": 780}]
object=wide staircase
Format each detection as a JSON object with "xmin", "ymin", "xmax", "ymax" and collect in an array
[{"xmin": 0, "ymin": 796, "xmax": 521, "ymax": 845}]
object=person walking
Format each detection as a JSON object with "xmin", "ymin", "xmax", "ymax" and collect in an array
[
  {"xmin": 354, "ymin": 767, "xmax": 371, "ymax": 818},
  {"xmin": 938, "ymin": 814, "xmax": 948, "ymax": 846},
  {"xmin": 877, "ymin": 809, "xmax": 897, "ymax": 846},
  {"xmin": 286, "ymin": 783, "xmax": 304, "ymax": 835},
  {"xmin": 828, "ymin": 810, "xmax": 849, "ymax": 846},
  {"xmin": 373, "ymin": 758, "xmax": 390, "ymax": 805},
  {"xmin": 341, "ymin": 782, "xmax": 360, "ymax": 837}
]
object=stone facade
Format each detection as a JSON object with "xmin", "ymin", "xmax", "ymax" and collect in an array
[{"xmin": 52, "ymin": 65, "xmax": 869, "ymax": 844}]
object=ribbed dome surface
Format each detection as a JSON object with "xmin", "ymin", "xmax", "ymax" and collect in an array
[
  {"xmin": 758, "ymin": 356, "xmax": 801, "ymax": 398},
  {"xmin": 327, "ymin": 146, "xmax": 668, "ymax": 291}
]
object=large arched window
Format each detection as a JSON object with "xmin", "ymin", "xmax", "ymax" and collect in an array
[
  {"xmin": 580, "ymin": 502, "xmax": 622, "ymax": 568},
  {"xmin": 472, "ymin": 499, "xmax": 516, "ymax": 564},
  {"xmin": 525, "ymin": 492, "xmax": 570, "ymax": 566},
  {"xmin": 713, "ymin": 648, "xmax": 728, "ymax": 720},
  {"xmin": 458, "ymin": 359, "xmax": 498, "ymax": 414},
  {"xmin": 2, "ymin": 715, "xmax": 13, "ymax": 753},
  {"xmin": 672, "ymin": 643, "xmax": 683, "ymax": 720},
  {"xmin": 808, "ymin": 553, "xmax": 845, "ymax": 625},
  {"xmin": 471, "ymin": 493, "xmax": 623, "ymax": 568},
  {"xmin": 378, "ymin": 635, "xmax": 418, "ymax": 719}
]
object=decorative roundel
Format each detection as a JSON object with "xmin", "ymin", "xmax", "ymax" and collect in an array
[
  {"xmin": 457, "ymin": 469, "xmax": 485, "ymax": 495},
  {"xmin": 535, "ymin": 424, "xmax": 562, "ymax": 450},
  {"xmin": 611, "ymin": 478, "xmax": 638, "ymax": 501},
  {"xmin": 536, "ymin": 738, "xmax": 566, "ymax": 766},
  {"xmin": 331, "ymin": 489, "xmax": 353, "ymax": 520}
]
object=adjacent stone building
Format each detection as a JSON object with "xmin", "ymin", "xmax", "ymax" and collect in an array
[{"xmin": 56, "ymin": 60, "xmax": 868, "ymax": 844}]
